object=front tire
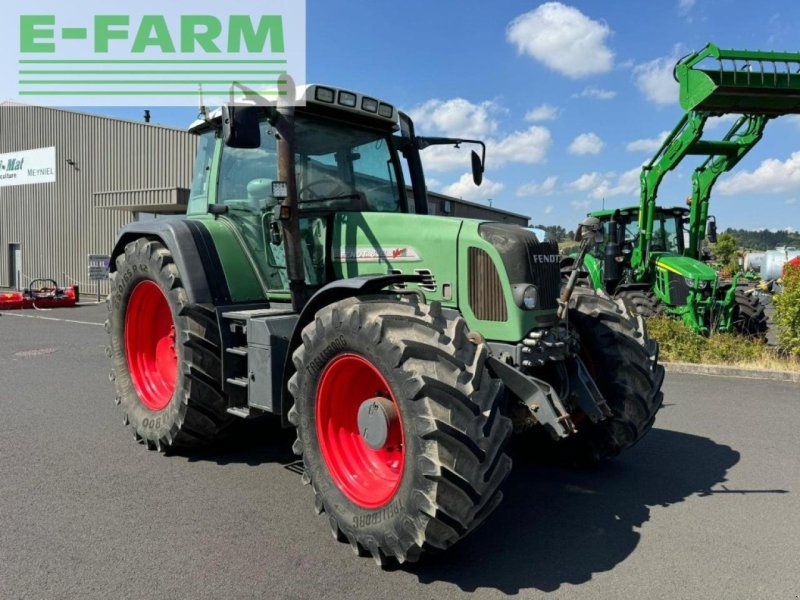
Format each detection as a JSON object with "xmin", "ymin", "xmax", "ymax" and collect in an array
[
  {"xmin": 732, "ymin": 289, "xmax": 768, "ymax": 339},
  {"xmin": 106, "ymin": 238, "xmax": 232, "ymax": 450},
  {"xmin": 287, "ymin": 297, "xmax": 512, "ymax": 564},
  {"xmin": 563, "ymin": 289, "xmax": 665, "ymax": 464}
]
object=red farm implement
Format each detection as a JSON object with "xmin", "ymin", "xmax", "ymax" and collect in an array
[{"xmin": 0, "ymin": 279, "xmax": 78, "ymax": 310}]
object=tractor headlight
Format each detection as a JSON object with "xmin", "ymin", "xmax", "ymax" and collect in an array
[
  {"xmin": 697, "ymin": 279, "xmax": 709, "ymax": 290},
  {"xmin": 512, "ymin": 284, "xmax": 539, "ymax": 310},
  {"xmin": 684, "ymin": 277, "xmax": 696, "ymax": 288}
]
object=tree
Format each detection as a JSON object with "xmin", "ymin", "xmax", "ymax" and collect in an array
[
  {"xmin": 713, "ymin": 232, "xmax": 738, "ymax": 269},
  {"xmin": 532, "ymin": 223, "xmax": 574, "ymax": 242}
]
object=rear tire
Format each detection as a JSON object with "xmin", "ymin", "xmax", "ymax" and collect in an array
[
  {"xmin": 106, "ymin": 237, "xmax": 232, "ymax": 450},
  {"xmin": 288, "ymin": 297, "xmax": 512, "ymax": 564},
  {"xmin": 562, "ymin": 289, "xmax": 665, "ymax": 464},
  {"xmin": 616, "ymin": 289, "xmax": 662, "ymax": 318},
  {"xmin": 732, "ymin": 289, "xmax": 768, "ymax": 339}
]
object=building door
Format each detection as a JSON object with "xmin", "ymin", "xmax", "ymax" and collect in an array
[{"xmin": 8, "ymin": 244, "xmax": 21, "ymax": 289}]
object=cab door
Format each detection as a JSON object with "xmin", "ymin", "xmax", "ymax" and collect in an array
[{"xmin": 215, "ymin": 122, "xmax": 288, "ymax": 291}]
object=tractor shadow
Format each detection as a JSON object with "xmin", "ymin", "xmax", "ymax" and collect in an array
[
  {"xmin": 171, "ymin": 417, "xmax": 298, "ymax": 467},
  {"xmin": 404, "ymin": 428, "xmax": 755, "ymax": 594}
]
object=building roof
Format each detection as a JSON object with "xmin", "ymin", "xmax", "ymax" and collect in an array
[
  {"xmin": 0, "ymin": 101, "xmax": 192, "ymax": 134},
  {"xmin": 425, "ymin": 189, "xmax": 530, "ymax": 221}
]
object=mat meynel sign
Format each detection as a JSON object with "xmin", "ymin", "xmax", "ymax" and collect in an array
[
  {"xmin": 0, "ymin": 147, "xmax": 56, "ymax": 188},
  {"xmin": 2, "ymin": 1, "xmax": 305, "ymax": 107}
]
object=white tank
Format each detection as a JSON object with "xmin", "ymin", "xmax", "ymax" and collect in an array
[
  {"xmin": 743, "ymin": 251, "xmax": 765, "ymax": 273},
  {"xmin": 762, "ymin": 247, "xmax": 800, "ymax": 280}
]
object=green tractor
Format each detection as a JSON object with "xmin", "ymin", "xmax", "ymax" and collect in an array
[
  {"xmin": 566, "ymin": 43, "xmax": 800, "ymax": 336},
  {"xmin": 106, "ymin": 82, "xmax": 664, "ymax": 564}
]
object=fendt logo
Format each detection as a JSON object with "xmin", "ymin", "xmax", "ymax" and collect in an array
[{"xmin": 1, "ymin": 1, "xmax": 306, "ymax": 107}]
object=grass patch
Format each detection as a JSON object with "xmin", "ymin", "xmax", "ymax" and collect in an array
[{"xmin": 645, "ymin": 315, "xmax": 800, "ymax": 372}]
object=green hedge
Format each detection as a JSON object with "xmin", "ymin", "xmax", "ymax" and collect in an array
[
  {"xmin": 645, "ymin": 316, "xmax": 776, "ymax": 365},
  {"xmin": 773, "ymin": 261, "xmax": 800, "ymax": 358}
]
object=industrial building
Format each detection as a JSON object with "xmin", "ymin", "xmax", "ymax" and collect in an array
[
  {"xmin": 0, "ymin": 104, "xmax": 529, "ymax": 294},
  {"xmin": 0, "ymin": 103, "xmax": 196, "ymax": 294},
  {"xmin": 425, "ymin": 190, "xmax": 529, "ymax": 225}
]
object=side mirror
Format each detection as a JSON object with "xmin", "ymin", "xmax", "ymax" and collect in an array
[
  {"xmin": 221, "ymin": 105, "xmax": 261, "ymax": 149},
  {"xmin": 707, "ymin": 217, "xmax": 718, "ymax": 244},
  {"xmin": 471, "ymin": 150, "xmax": 484, "ymax": 186}
]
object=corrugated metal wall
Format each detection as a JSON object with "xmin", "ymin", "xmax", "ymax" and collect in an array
[{"xmin": 0, "ymin": 105, "xmax": 197, "ymax": 294}]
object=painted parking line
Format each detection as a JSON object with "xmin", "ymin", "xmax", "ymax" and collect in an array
[{"xmin": 0, "ymin": 311, "xmax": 104, "ymax": 327}]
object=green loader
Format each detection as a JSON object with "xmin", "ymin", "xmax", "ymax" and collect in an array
[
  {"xmin": 566, "ymin": 43, "xmax": 800, "ymax": 336},
  {"xmin": 107, "ymin": 82, "xmax": 664, "ymax": 564}
]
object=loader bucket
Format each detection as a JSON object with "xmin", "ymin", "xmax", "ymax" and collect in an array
[{"xmin": 675, "ymin": 44, "xmax": 800, "ymax": 115}]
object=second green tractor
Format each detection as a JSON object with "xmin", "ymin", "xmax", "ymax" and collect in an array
[{"xmin": 567, "ymin": 43, "xmax": 800, "ymax": 336}]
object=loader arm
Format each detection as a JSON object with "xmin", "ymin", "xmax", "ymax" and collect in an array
[
  {"xmin": 687, "ymin": 115, "xmax": 769, "ymax": 257},
  {"xmin": 635, "ymin": 42, "xmax": 800, "ymax": 279}
]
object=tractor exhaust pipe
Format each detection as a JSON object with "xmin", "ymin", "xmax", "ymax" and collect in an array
[
  {"xmin": 276, "ymin": 102, "xmax": 308, "ymax": 312},
  {"xmin": 558, "ymin": 217, "xmax": 602, "ymax": 320}
]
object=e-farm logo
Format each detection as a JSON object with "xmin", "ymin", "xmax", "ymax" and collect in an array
[{"xmin": 4, "ymin": 1, "xmax": 306, "ymax": 107}]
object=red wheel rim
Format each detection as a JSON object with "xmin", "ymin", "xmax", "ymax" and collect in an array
[
  {"xmin": 124, "ymin": 280, "xmax": 177, "ymax": 412},
  {"xmin": 316, "ymin": 354, "xmax": 405, "ymax": 509}
]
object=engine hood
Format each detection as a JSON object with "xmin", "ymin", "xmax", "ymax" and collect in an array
[{"xmin": 654, "ymin": 255, "xmax": 717, "ymax": 281}]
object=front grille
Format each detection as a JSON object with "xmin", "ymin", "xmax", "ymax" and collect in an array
[
  {"xmin": 668, "ymin": 272, "xmax": 690, "ymax": 305},
  {"xmin": 478, "ymin": 224, "xmax": 560, "ymax": 310},
  {"xmin": 468, "ymin": 247, "xmax": 507, "ymax": 322}
]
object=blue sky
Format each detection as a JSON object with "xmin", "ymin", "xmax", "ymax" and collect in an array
[{"xmin": 84, "ymin": 0, "xmax": 800, "ymax": 231}]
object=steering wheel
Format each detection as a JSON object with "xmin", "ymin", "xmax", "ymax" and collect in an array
[{"xmin": 299, "ymin": 176, "xmax": 350, "ymax": 201}]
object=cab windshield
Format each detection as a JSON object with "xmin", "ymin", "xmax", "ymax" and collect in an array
[
  {"xmin": 294, "ymin": 116, "xmax": 405, "ymax": 213},
  {"xmin": 651, "ymin": 214, "xmax": 683, "ymax": 254}
]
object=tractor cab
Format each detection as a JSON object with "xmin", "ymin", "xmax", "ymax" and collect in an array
[
  {"xmin": 586, "ymin": 206, "xmax": 692, "ymax": 288},
  {"xmin": 186, "ymin": 84, "xmax": 485, "ymax": 308},
  {"xmin": 187, "ymin": 86, "xmax": 415, "ymax": 296}
]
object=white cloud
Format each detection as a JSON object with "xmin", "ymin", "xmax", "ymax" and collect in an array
[
  {"xmin": 626, "ymin": 131, "xmax": 669, "ymax": 153},
  {"xmin": 516, "ymin": 176, "xmax": 558, "ymax": 197},
  {"xmin": 419, "ymin": 125, "xmax": 552, "ymax": 173},
  {"xmin": 705, "ymin": 114, "xmax": 739, "ymax": 130},
  {"xmin": 786, "ymin": 198, "xmax": 798, "ymax": 205},
  {"xmin": 544, "ymin": 205, "xmax": 554, "ymax": 215},
  {"xmin": 634, "ymin": 55, "xmax": 680, "ymax": 105},
  {"xmin": 443, "ymin": 173, "xmax": 505, "ymax": 201},
  {"xmin": 572, "ymin": 86, "xmax": 617, "ymax": 100},
  {"xmin": 570, "ymin": 172, "xmax": 602, "ymax": 192},
  {"xmin": 418, "ymin": 145, "xmax": 474, "ymax": 172},
  {"xmin": 568, "ymin": 132, "xmax": 605, "ymax": 155},
  {"xmin": 717, "ymin": 152, "xmax": 800, "ymax": 195},
  {"xmin": 407, "ymin": 98, "xmax": 501, "ymax": 139},
  {"xmin": 571, "ymin": 199, "xmax": 592, "ymax": 211},
  {"xmin": 426, "ymin": 178, "xmax": 442, "ymax": 191},
  {"xmin": 569, "ymin": 167, "xmax": 640, "ymax": 199},
  {"xmin": 678, "ymin": 0, "xmax": 696, "ymax": 15},
  {"xmin": 410, "ymin": 97, "xmax": 552, "ymax": 172},
  {"xmin": 525, "ymin": 104, "xmax": 559, "ymax": 122},
  {"xmin": 506, "ymin": 2, "xmax": 614, "ymax": 79},
  {"xmin": 488, "ymin": 126, "xmax": 552, "ymax": 166}
]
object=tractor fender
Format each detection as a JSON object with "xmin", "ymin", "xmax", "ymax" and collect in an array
[
  {"xmin": 280, "ymin": 274, "xmax": 424, "ymax": 422},
  {"xmin": 109, "ymin": 218, "xmax": 231, "ymax": 305}
]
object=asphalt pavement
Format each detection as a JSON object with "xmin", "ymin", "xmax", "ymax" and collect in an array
[{"xmin": 1, "ymin": 304, "xmax": 798, "ymax": 600}]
